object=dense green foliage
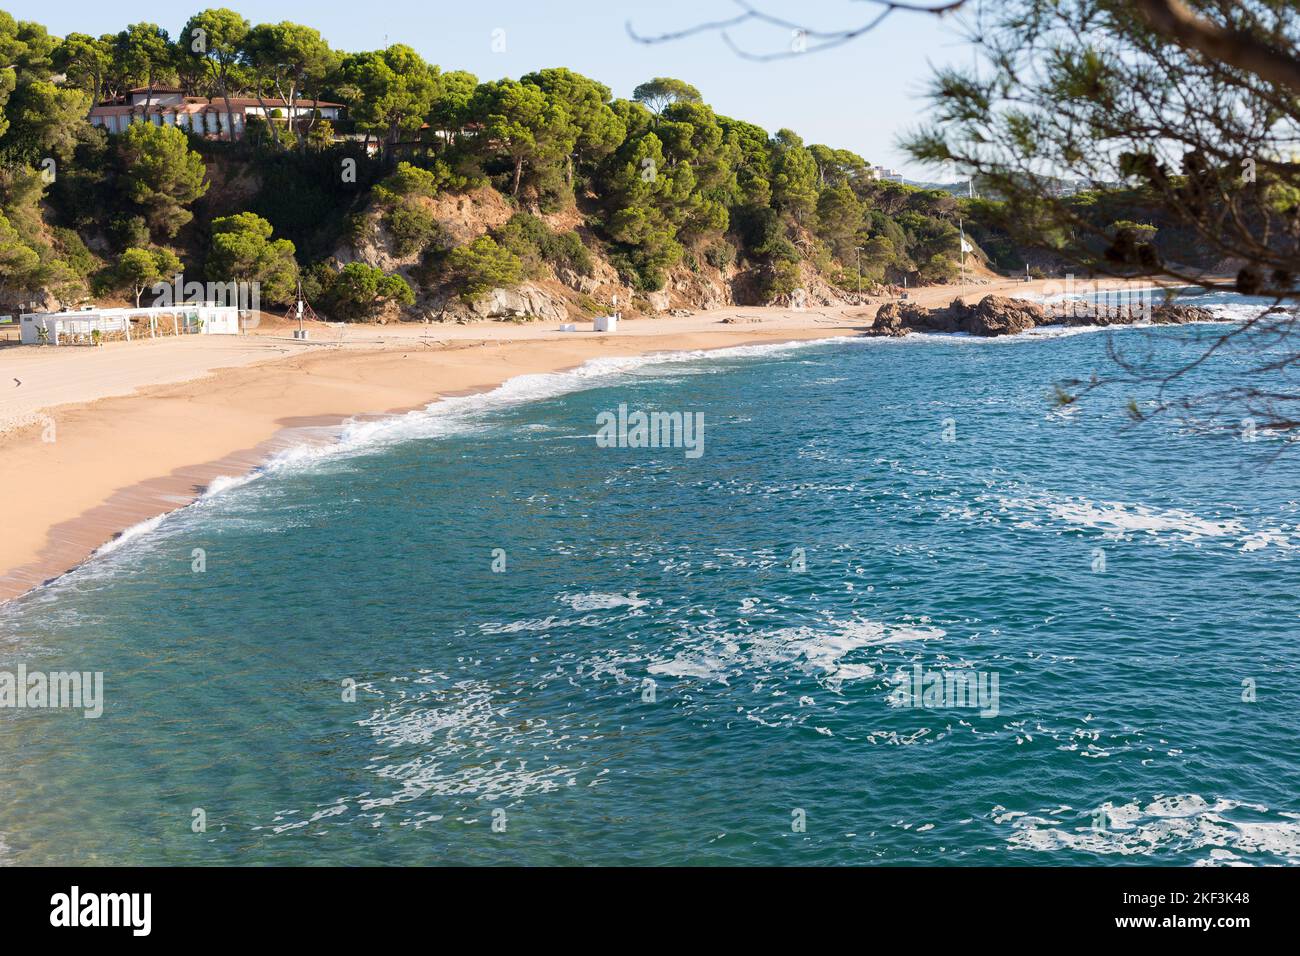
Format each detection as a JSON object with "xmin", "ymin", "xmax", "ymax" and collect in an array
[
  {"xmin": 115, "ymin": 245, "xmax": 181, "ymax": 306},
  {"xmin": 905, "ymin": 0, "xmax": 1300, "ymax": 296},
  {"xmin": 444, "ymin": 236, "xmax": 525, "ymax": 303},
  {"xmin": 313, "ymin": 260, "xmax": 414, "ymax": 319},
  {"xmin": 0, "ymin": 6, "xmax": 1012, "ymax": 318},
  {"xmin": 206, "ymin": 211, "xmax": 297, "ymax": 303}
]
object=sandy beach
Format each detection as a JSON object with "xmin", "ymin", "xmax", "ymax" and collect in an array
[{"xmin": 0, "ymin": 277, "xmax": 1118, "ymax": 603}]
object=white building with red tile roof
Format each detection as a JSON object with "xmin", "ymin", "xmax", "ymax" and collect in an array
[{"xmin": 89, "ymin": 88, "xmax": 345, "ymax": 140}]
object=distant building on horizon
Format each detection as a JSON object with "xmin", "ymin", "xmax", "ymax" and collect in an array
[
  {"xmin": 868, "ymin": 165, "xmax": 906, "ymax": 184},
  {"xmin": 88, "ymin": 87, "xmax": 345, "ymax": 141}
]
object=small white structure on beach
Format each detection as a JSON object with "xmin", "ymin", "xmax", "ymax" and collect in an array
[
  {"xmin": 593, "ymin": 314, "xmax": 619, "ymax": 332},
  {"xmin": 19, "ymin": 304, "xmax": 244, "ymax": 345}
]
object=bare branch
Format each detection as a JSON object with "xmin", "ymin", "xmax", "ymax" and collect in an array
[{"xmin": 627, "ymin": 0, "xmax": 967, "ymax": 61}]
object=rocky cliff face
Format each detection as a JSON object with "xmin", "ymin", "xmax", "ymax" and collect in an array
[
  {"xmin": 336, "ymin": 188, "xmax": 889, "ymax": 322},
  {"xmin": 468, "ymin": 285, "xmax": 570, "ymax": 322}
]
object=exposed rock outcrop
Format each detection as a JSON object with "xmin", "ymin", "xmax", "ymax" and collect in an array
[
  {"xmin": 1150, "ymin": 304, "xmax": 1217, "ymax": 325},
  {"xmin": 952, "ymin": 295, "xmax": 1043, "ymax": 336},
  {"xmin": 644, "ymin": 291, "xmax": 671, "ymax": 313},
  {"xmin": 469, "ymin": 285, "xmax": 569, "ymax": 322},
  {"xmin": 866, "ymin": 294, "xmax": 1215, "ymax": 338},
  {"xmin": 868, "ymin": 295, "xmax": 1042, "ymax": 337},
  {"xmin": 872, "ymin": 301, "xmax": 952, "ymax": 336}
]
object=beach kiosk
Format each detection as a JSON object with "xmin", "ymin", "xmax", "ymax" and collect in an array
[
  {"xmin": 19, "ymin": 304, "xmax": 243, "ymax": 345},
  {"xmin": 20, "ymin": 310, "xmax": 132, "ymax": 345}
]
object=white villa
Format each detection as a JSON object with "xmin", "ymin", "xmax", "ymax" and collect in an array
[
  {"xmin": 19, "ymin": 304, "xmax": 244, "ymax": 346},
  {"xmin": 89, "ymin": 87, "xmax": 345, "ymax": 140}
]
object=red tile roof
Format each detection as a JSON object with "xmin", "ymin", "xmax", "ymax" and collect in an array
[{"xmin": 93, "ymin": 96, "xmax": 343, "ymax": 114}]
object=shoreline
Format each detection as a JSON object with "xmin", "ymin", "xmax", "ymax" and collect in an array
[
  {"xmin": 0, "ymin": 316, "xmax": 867, "ymax": 605},
  {"xmin": 0, "ymin": 278, "xmax": 1162, "ymax": 606}
]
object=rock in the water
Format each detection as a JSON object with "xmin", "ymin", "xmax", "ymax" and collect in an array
[
  {"xmin": 1150, "ymin": 304, "xmax": 1216, "ymax": 325},
  {"xmin": 868, "ymin": 302, "xmax": 910, "ymax": 336},
  {"xmin": 951, "ymin": 295, "xmax": 1043, "ymax": 336},
  {"xmin": 869, "ymin": 301, "xmax": 948, "ymax": 336},
  {"xmin": 868, "ymin": 294, "xmax": 1042, "ymax": 337},
  {"xmin": 1041, "ymin": 300, "xmax": 1217, "ymax": 329}
]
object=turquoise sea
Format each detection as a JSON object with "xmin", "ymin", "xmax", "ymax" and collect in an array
[{"xmin": 2, "ymin": 290, "xmax": 1298, "ymax": 866}]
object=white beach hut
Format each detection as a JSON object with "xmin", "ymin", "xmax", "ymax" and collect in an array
[{"xmin": 593, "ymin": 295, "xmax": 621, "ymax": 332}]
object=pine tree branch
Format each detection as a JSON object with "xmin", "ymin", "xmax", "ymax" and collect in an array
[{"xmin": 1133, "ymin": 0, "xmax": 1300, "ymax": 93}]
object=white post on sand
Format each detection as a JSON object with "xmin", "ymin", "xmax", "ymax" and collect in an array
[
  {"xmin": 959, "ymin": 218, "xmax": 966, "ymax": 288},
  {"xmin": 292, "ymin": 279, "xmax": 311, "ymax": 340}
]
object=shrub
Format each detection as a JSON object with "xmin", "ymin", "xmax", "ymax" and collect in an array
[
  {"xmin": 376, "ymin": 161, "xmax": 440, "ymax": 201},
  {"xmin": 491, "ymin": 213, "xmax": 594, "ymax": 278},
  {"xmin": 374, "ymin": 160, "xmax": 479, "ymax": 204},
  {"xmin": 324, "ymin": 261, "xmax": 415, "ymax": 320},
  {"xmin": 703, "ymin": 241, "xmax": 735, "ymax": 271},
  {"xmin": 52, "ymin": 227, "xmax": 98, "ymax": 278},
  {"xmin": 757, "ymin": 260, "xmax": 801, "ymax": 301},
  {"xmin": 385, "ymin": 202, "xmax": 440, "ymax": 258},
  {"xmin": 492, "ymin": 213, "xmax": 550, "ymax": 276},
  {"xmin": 546, "ymin": 230, "xmax": 593, "ymax": 276},
  {"xmin": 916, "ymin": 252, "xmax": 958, "ymax": 284},
  {"xmin": 111, "ymin": 215, "xmax": 150, "ymax": 251},
  {"xmin": 445, "ymin": 236, "xmax": 525, "ymax": 303}
]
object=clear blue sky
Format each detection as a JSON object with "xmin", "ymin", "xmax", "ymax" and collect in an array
[{"xmin": 6, "ymin": 0, "xmax": 975, "ymax": 176}]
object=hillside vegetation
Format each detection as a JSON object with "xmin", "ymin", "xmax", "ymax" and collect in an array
[{"xmin": 0, "ymin": 8, "xmax": 1135, "ymax": 322}]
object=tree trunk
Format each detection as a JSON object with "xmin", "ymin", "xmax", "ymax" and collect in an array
[
  {"xmin": 87, "ymin": 67, "xmax": 103, "ymax": 119},
  {"xmin": 255, "ymin": 88, "xmax": 281, "ymax": 147},
  {"xmin": 513, "ymin": 156, "xmax": 524, "ymax": 196},
  {"xmin": 219, "ymin": 71, "xmax": 238, "ymax": 143},
  {"xmin": 299, "ymin": 82, "xmax": 319, "ymax": 151},
  {"xmin": 275, "ymin": 76, "xmax": 303, "ymax": 149}
]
